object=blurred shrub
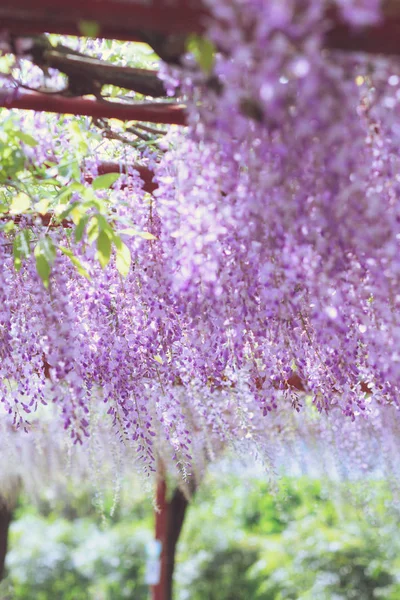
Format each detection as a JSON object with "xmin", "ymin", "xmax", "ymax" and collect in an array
[
  {"xmin": 5, "ymin": 515, "xmax": 151, "ymax": 600},
  {"xmin": 176, "ymin": 476, "xmax": 400, "ymax": 600},
  {"xmin": 3, "ymin": 475, "xmax": 400, "ymax": 600},
  {"xmin": 248, "ymin": 517, "xmax": 399, "ymax": 599},
  {"xmin": 177, "ymin": 544, "xmax": 260, "ymax": 600}
]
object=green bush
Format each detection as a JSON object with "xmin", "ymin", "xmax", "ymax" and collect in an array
[
  {"xmin": 175, "ymin": 476, "xmax": 400, "ymax": 600},
  {"xmin": 3, "ymin": 475, "xmax": 400, "ymax": 600},
  {"xmin": 248, "ymin": 518, "xmax": 398, "ymax": 599},
  {"xmin": 5, "ymin": 515, "xmax": 151, "ymax": 600},
  {"xmin": 177, "ymin": 545, "xmax": 260, "ymax": 600}
]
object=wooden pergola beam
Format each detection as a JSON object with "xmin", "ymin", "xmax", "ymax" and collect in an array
[
  {"xmin": 2, "ymin": 1, "xmax": 400, "ymax": 58},
  {"xmin": 0, "ymin": 90, "xmax": 187, "ymax": 125},
  {"xmin": 325, "ymin": 1, "xmax": 400, "ymax": 56},
  {"xmin": 0, "ymin": 0, "xmax": 205, "ymax": 40}
]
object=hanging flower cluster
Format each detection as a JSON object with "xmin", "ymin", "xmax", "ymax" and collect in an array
[
  {"xmin": 1, "ymin": 0, "xmax": 400, "ymax": 478},
  {"xmin": 156, "ymin": 0, "xmax": 400, "ymax": 416}
]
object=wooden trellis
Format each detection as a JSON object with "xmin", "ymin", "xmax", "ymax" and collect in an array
[{"xmin": 1, "ymin": 1, "xmax": 400, "ymax": 125}]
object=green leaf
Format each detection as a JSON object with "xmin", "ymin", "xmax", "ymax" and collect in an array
[
  {"xmin": 34, "ymin": 246, "xmax": 51, "ymax": 289},
  {"xmin": 40, "ymin": 236, "xmax": 56, "ymax": 264},
  {"xmin": 35, "ymin": 254, "xmax": 51, "ymax": 288},
  {"xmin": 75, "ymin": 215, "xmax": 90, "ymax": 243},
  {"xmin": 33, "ymin": 237, "xmax": 56, "ymax": 287},
  {"xmin": 58, "ymin": 159, "xmax": 80, "ymax": 180},
  {"xmin": 119, "ymin": 228, "xmax": 156, "ymax": 240},
  {"xmin": 136, "ymin": 230, "xmax": 157, "ymax": 240},
  {"xmin": 68, "ymin": 122, "xmax": 89, "ymax": 156},
  {"xmin": 59, "ymin": 246, "xmax": 91, "ymax": 280},
  {"xmin": 56, "ymin": 182, "xmax": 85, "ymax": 206},
  {"xmin": 95, "ymin": 213, "xmax": 113, "ymax": 232},
  {"xmin": 92, "ymin": 173, "xmax": 121, "ymax": 191},
  {"xmin": 34, "ymin": 198, "xmax": 50, "ymax": 215},
  {"xmin": 0, "ymin": 56, "xmax": 12, "ymax": 75},
  {"xmin": 3, "ymin": 221, "xmax": 15, "ymax": 233},
  {"xmin": 13, "ymin": 241, "xmax": 21, "ymax": 271},
  {"xmin": 16, "ymin": 229, "xmax": 31, "ymax": 256},
  {"xmin": 9, "ymin": 193, "xmax": 31, "ymax": 214},
  {"xmin": 87, "ymin": 216, "xmax": 99, "ymax": 245},
  {"xmin": 14, "ymin": 130, "xmax": 38, "ymax": 147},
  {"xmin": 57, "ymin": 204, "xmax": 78, "ymax": 222},
  {"xmin": 70, "ymin": 204, "xmax": 89, "ymax": 225},
  {"xmin": 39, "ymin": 178, "xmax": 61, "ymax": 187},
  {"xmin": 84, "ymin": 196, "xmax": 106, "ymax": 214},
  {"xmin": 187, "ymin": 35, "xmax": 215, "ymax": 74},
  {"xmin": 13, "ymin": 230, "xmax": 31, "ymax": 271},
  {"xmin": 96, "ymin": 230, "xmax": 112, "ymax": 268},
  {"xmin": 114, "ymin": 237, "xmax": 131, "ymax": 277},
  {"xmin": 68, "ymin": 255, "xmax": 91, "ymax": 280}
]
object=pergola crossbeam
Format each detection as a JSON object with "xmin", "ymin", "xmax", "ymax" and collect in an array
[
  {"xmin": 1, "ymin": 1, "xmax": 400, "ymax": 58},
  {"xmin": 0, "ymin": 90, "xmax": 187, "ymax": 125},
  {"xmin": 0, "ymin": 0, "xmax": 205, "ymax": 39}
]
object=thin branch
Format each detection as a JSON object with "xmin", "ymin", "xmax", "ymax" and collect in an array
[
  {"xmin": 18, "ymin": 37, "xmax": 169, "ymax": 98},
  {"xmin": 93, "ymin": 118, "xmax": 152, "ymax": 144},
  {"xmin": 123, "ymin": 126, "xmax": 151, "ymax": 142},
  {"xmin": 134, "ymin": 123, "xmax": 168, "ymax": 136}
]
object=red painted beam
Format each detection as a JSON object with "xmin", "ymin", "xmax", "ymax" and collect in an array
[
  {"xmin": 325, "ymin": 2, "xmax": 400, "ymax": 56},
  {"xmin": 0, "ymin": 20, "xmax": 142, "ymax": 42},
  {"xmin": 0, "ymin": 0, "xmax": 205, "ymax": 39},
  {"xmin": 0, "ymin": 90, "xmax": 187, "ymax": 125},
  {"xmin": 2, "ymin": 1, "xmax": 400, "ymax": 59}
]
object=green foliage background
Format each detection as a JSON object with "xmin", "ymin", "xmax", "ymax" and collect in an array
[{"xmin": 2, "ymin": 470, "xmax": 400, "ymax": 600}]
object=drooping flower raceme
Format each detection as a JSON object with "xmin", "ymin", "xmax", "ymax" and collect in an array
[
  {"xmin": 2, "ymin": 0, "xmax": 400, "ymax": 480},
  {"xmin": 156, "ymin": 0, "xmax": 400, "ymax": 417}
]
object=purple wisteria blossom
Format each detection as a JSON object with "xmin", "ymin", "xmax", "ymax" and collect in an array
[{"xmin": 2, "ymin": 0, "xmax": 400, "ymax": 478}]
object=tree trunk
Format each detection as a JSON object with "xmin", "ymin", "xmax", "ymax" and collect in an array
[
  {"xmin": 0, "ymin": 504, "xmax": 13, "ymax": 580},
  {"xmin": 151, "ymin": 478, "xmax": 190, "ymax": 600}
]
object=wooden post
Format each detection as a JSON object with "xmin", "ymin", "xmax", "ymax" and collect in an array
[
  {"xmin": 151, "ymin": 477, "xmax": 190, "ymax": 600},
  {"xmin": 0, "ymin": 504, "xmax": 13, "ymax": 580},
  {"xmin": 152, "ymin": 477, "xmax": 168, "ymax": 600}
]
